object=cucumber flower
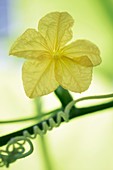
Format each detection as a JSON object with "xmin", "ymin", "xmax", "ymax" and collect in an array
[{"xmin": 9, "ymin": 12, "xmax": 101, "ymax": 98}]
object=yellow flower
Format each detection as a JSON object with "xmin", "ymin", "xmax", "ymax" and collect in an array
[{"xmin": 9, "ymin": 12, "xmax": 101, "ymax": 98}]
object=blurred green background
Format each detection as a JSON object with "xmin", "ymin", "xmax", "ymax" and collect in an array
[{"xmin": 0, "ymin": 0, "xmax": 113, "ymax": 170}]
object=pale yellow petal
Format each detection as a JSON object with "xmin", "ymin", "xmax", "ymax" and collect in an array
[
  {"xmin": 38, "ymin": 12, "xmax": 74, "ymax": 50},
  {"xmin": 22, "ymin": 58, "xmax": 59, "ymax": 98},
  {"xmin": 55, "ymin": 56, "xmax": 92, "ymax": 93},
  {"xmin": 9, "ymin": 29, "xmax": 50, "ymax": 59},
  {"xmin": 62, "ymin": 40, "xmax": 101, "ymax": 66}
]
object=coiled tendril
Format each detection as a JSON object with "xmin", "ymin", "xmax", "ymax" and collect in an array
[
  {"xmin": 0, "ymin": 136, "xmax": 33, "ymax": 168},
  {"xmin": 0, "ymin": 109, "xmax": 70, "ymax": 168},
  {"xmin": 0, "ymin": 93, "xmax": 113, "ymax": 167},
  {"xmin": 23, "ymin": 110, "xmax": 69, "ymax": 138}
]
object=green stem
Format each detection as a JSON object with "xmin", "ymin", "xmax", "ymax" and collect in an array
[
  {"xmin": 39, "ymin": 136, "xmax": 53, "ymax": 170},
  {"xmin": 0, "ymin": 116, "xmax": 43, "ymax": 124},
  {"xmin": 0, "ymin": 108, "xmax": 59, "ymax": 124},
  {"xmin": 0, "ymin": 93, "xmax": 113, "ymax": 147},
  {"xmin": 34, "ymin": 97, "xmax": 53, "ymax": 170},
  {"xmin": 54, "ymin": 86, "xmax": 74, "ymax": 109}
]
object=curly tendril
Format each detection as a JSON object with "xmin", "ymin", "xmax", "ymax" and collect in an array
[
  {"xmin": 16, "ymin": 93, "xmax": 113, "ymax": 141},
  {"xmin": 0, "ymin": 93, "xmax": 113, "ymax": 167},
  {"xmin": 0, "ymin": 136, "xmax": 33, "ymax": 168},
  {"xmin": 0, "ymin": 110, "xmax": 69, "ymax": 168},
  {"xmin": 23, "ymin": 110, "xmax": 69, "ymax": 138},
  {"xmin": 65, "ymin": 93, "xmax": 113, "ymax": 113}
]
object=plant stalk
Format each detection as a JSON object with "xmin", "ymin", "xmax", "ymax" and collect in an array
[{"xmin": 34, "ymin": 97, "xmax": 53, "ymax": 170}]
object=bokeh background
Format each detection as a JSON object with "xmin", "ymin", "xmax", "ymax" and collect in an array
[{"xmin": 0, "ymin": 0, "xmax": 113, "ymax": 170}]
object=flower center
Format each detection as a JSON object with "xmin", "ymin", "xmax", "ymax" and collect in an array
[{"xmin": 52, "ymin": 50, "xmax": 61, "ymax": 59}]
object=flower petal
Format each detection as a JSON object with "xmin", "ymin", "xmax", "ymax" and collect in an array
[
  {"xmin": 38, "ymin": 12, "xmax": 74, "ymax": 51},
  {"xmin": 9, "ymin": 29, "xmax": 50, "ymax": 59},
  {"xmin": 62, "ymin": 40, "xmax": 101, "ymax": 66},
  {"xmin": 22, "ymin": 57, "xmax": 59, "ymax": 98},
  {"xmin": 55, "ymin": 56, "xmax": 92, "ymax": 93}
]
